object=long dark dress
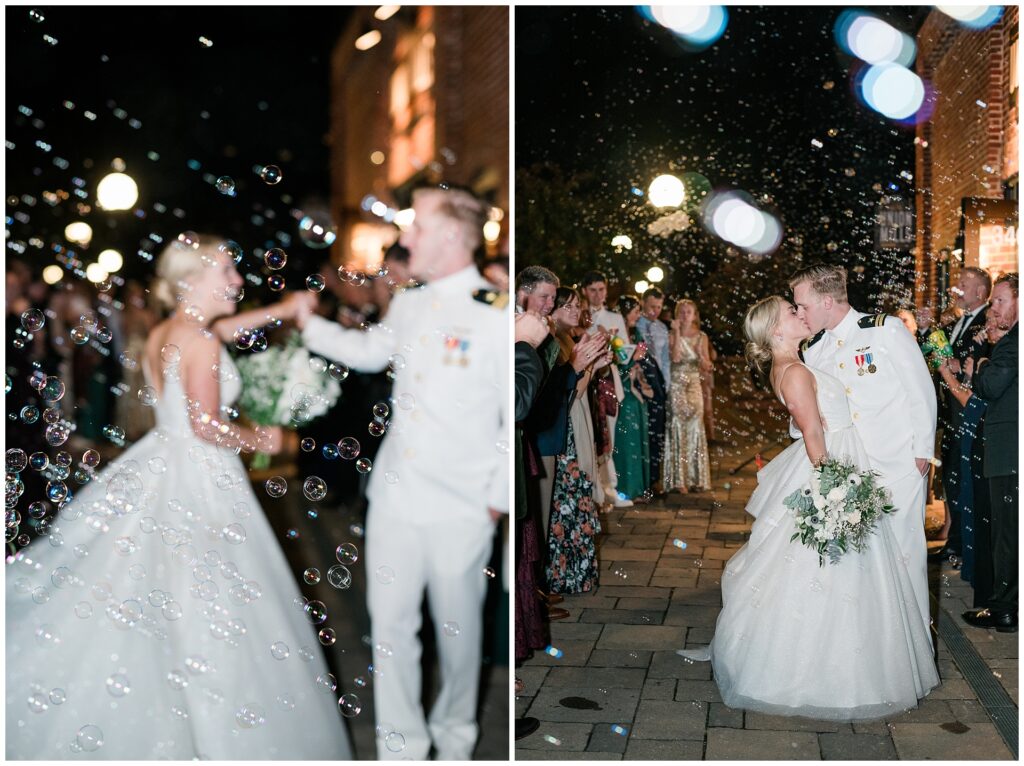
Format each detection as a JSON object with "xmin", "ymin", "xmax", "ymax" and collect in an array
[
  {"xmin": 546, "ymin": 418, "xmax": 601, "ymax": 593},
  {"xmin": 613, "ymin": 337, "xmax": 651, "ymax": 499}
]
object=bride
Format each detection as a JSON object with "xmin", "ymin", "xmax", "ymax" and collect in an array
[
  {"xmin": 6, "ymin": 235, "xmax": 353, "ymax": 759},
  {"xmin": 679, "ymin": 296, "xmax": 938, "ymax": 720}
]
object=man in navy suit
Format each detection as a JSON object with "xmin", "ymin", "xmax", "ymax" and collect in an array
[{"xmin": 935, "ymin": 267, "xmax": 991, "ymax": 559}]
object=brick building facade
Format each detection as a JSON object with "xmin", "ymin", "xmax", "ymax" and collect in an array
[
  {"xmin": 328, "ymin": 6, "xmax": 509, "ymax": 271},
  {"xmin": 914, "ymin": 7, "xmax": 1018, "ymax": 310}
]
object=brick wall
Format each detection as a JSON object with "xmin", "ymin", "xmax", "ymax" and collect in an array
[
  {"xmin": 329, "ymin": 7, "xmax": 509, "ymax": 267},
  {"xmin": 915, "ymin": 8, "xmax": 1019, "ymax": 307}
]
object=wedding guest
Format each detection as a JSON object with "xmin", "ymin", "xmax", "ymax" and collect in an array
[
  {"xmin": 546, "ymin": 287, "xmax": 608, "ymax": 593},
  {"xmin": 482, "ymin": 256, "xmax": 510, "ymax": 292},
  {"xmin": 582, "ymin": 271, "xmax": 632, "ymax": 507},
  {"xmin": 612, "ymin": 295, "xmax": 652, "ymax": 500},
  {"xmin": 296, "ymin": 185, "xmax": 509, "ymax": 759},
  {"xmin": 934, "ymin": 267, "xmax": 992, "ymax": 560},
  {"xmin": 936, "ymin": 312, "xmax": 1006, "ymax": 606},
  {"xmin": 114, "ymin": 280, "xmax": 158, "ymax": 441},
  {"xmin": 664, "ymin": 299, "xmax": 712, "ymax": 492},
  {"xmin": 963, "ymin": 273, "xmax": 1018, "ymax": 633},
  {"xmin": 513, "ymin": 310, "xmax": 549, "ymax": 742},
  {"xmin": 637, "ymin": 287, "xmax": 669, "ymax": 493}
]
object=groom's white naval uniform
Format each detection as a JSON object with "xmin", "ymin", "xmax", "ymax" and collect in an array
[
  {"xmin": 302, "ymin": 266, "xmax": 509, "ymax": 759},
  {"xmin": 801, "ymin": 308, "xmax": 937, "ymax": 633}
]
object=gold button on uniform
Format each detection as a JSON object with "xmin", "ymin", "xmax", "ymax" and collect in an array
[
  {"xmin": 845, "ymin": 387, "xmax": 852, "ymax": 395},
  {"xmin": 837, "ymin": 339, "xmax": 844, "ymax": 347},
  {"xmin": 853, "ymin": 412, "xmax": 860, "ymax": 420},
  {"xmin": 839, "ymin": 362, "xmax": 845, "ymax": 369}
]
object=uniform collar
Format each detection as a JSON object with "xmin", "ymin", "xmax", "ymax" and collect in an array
[
  {"xmin": 424, "ymin": 265, "xmax": 485, "ymax": 294},
  {"xmin": 961, "ymin": 302, "xmax": 988, "ymax": 323},
  {"xmin": 828, "ymin": 307, "xmax": 861, "ymax": 342}
]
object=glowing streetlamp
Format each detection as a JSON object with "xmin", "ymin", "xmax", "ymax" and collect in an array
[
  {"xmin": 646, "ymin": 266, "xmax": 665, "ymax": 283},
  {"xmin": 85, "ymin": 263, "xmax": 109, "ymax": 283},
  {"xmin": 64, "ymin": 221, "xmax": 93, "ymax": 246},
  {"xmin": 648, "ymin": 174, "xmax": 685, "ymax": 208},
  {"xmin": 98, "ymin": 249, "xmax": 124, "ymax": 273},
  {"xmin": 42, "ymin": 265, "xmax": 64, "ymax": 285},
  {"xmin": 96, "ymin": 172, "xmax": 138, "ymax": 211},
  {"xmin": 374, "ymin": 5, "xmax": 400, "ymax": 20},
  {"xmin": 355, "ymin": 30, "xmax": 382, "ymax": 50},
  {"xmin": 611, "ymin": 234, "xmax": 633, "ymax": 250}
]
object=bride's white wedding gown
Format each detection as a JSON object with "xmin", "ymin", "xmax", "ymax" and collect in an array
[
  {"xmin": 682, "ymin": 364, "xmax": 939, "ymax": 721},
  {"xmin": 6, "ymin": 347, "xmax": 353, "ymax": 759}
]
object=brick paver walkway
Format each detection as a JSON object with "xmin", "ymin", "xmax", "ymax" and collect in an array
[{"xmin": 516, "ymin": 391, "xmax": 1017, "ymax": 760}]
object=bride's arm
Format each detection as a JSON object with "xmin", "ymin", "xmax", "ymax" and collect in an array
[
  {"xmin": 182, "ymin": 333, "xmax": 284, "ymax": 454},
  {"xmin": 210, "ymin": 293, "xmax": 306, "ymax": 343},
  {"xmin": 779, "ymin": 365, "xmax": 827, "ymax": 466}
]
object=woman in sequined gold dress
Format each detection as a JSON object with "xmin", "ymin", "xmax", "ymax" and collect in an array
[{"xmin": 663, "ymin": 299, "xmax": 712, "ymax": 492}]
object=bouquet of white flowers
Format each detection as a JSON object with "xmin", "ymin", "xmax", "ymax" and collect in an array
[
  {"xmin": 235, "ymin": 331, "xmax": 342, "ymax": 468},
  {"xmin": 784, "ymin": 456, "xmax": 895, "ymax": 566}
]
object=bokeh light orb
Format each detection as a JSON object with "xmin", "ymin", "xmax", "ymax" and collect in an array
[
  {"xmin": 702, "ymin": 191, "xmax": 783, "ymax": 256},
  {"xmin": 835, "ymin": 11, "xmax": 916, "ymax": 67},
  {"xmin": 645, "ymin": 5, "xmax": 729, "ymax": 50},
  {"xmin": 64, "ymin": 222, "xmax": 93, "ymax": 245},
  {"xmin": 648, "ymin": 174, "xmax": 686, "ymax": 207},
  {"xmin": 611, "ymin": 235, "xmax": 633, "ymax": 250},
  {"xmin": 646, "ymin": 266, "xmax": 664, "ymax": 283},
  {"xmin": 298, "ymin": 215, "xmax": 337, "ymax": 249},
  {"xmin": 85, "ymin": 263, "xmax": 109, "ymax": 283},
  {"xmin": 634, "ymin": 280, "xmax": 650, "ymax": 294},
  {"xmin": 860, "ymin": 63, "xmax": 926, "ymax": 120},
  {"xmin": 98, "ymin": 249, "xmax": 123, "ymax": 273},
  {"xmin": 42, "ymin": 265, "xmax": 64, "ymax": 285},
  {"xmin": 936, "ymin": 5, "xmax": 1004, "ymax": 29},
  {"xmin": 96, "ymin": 172, "xmax": 138, "ymax": 211}
]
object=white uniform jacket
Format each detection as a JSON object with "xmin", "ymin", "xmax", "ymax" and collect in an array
[
  {"xmin": 302, "ymin": 266, "xmax": 509, "ymax": 523},
  {"xmin": 801, "ymin": 308, "xmax": 936, "ymax": 482}
]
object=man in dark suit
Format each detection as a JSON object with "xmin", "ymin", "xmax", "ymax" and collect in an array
[
  {"xmin": 935, "ymin": 266, "xmax": 992, "ymax": 558},
  {"xmin": 964, "ymin": 273, "xmax": 1018, "ymax": 633}
]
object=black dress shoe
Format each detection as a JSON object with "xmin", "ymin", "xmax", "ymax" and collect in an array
[
  {"xmin": 963, "ymin": 608, "xmax": 1018, "ymax": 632},
  {"xmin": 515, "ymin": 717, "xmax": 541, "ymax": 740}
]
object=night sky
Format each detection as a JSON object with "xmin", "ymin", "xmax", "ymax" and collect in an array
[
  {"xmin": 516, "ymin": 5, "xmax": 932, "ymax": 339},
  {"xmin": 6, "ymin": 5, "xmax": 353, "ymax": 283}
]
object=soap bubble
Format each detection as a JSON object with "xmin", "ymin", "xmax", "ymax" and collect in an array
[
  {"xmin": 303, "ymin": 476, "xmax": 327, "ymax": 502},
  {"xmin": 330, "ymin": 543, "xmax": 361, "ymax": 571},
  {"xmin": 235, "ymin": 704, "xmax": 266, "ymax": 729},
  {"xmin": 76, "ymin": 725, "xmax": 104, "ymax": 752},
  {"xmin": 372, "ymin": 402, "xmax": 390, "ymax": 419},
  {"xmin": 305, "ymin": 274, "xmax": 325, "ymax": 292},
  {"xmin": 315, "ymin": 673, "xmax": 337, "ymax": 693},
  {"xmin": 318, "ymin": 628, "xmax": 336, "ymax": 646},
  {"xmin": 338, "ymin": 693, "xmax": 362, "ymax": 718},
  {"xmin": 177, "ymin": 231, "xmax": 200, "ymax": 250},
  {"xmin": 215, "ymin": 176, "xmax": 235, "ymax": 195},
  {"xmin": 328, "ymin": 363, "xmax": 349, "ymax": 382},
  {"xmin": 219, "ymin": 240, "xmax": 244, "ymax": 264},
  {"xmin": 265, "ymin": 477, "xmax": 288, "ymax": 498},
  {"xmin": 297, "ymin": 214, "xmax": 337, "ymax": 249},
  {"xmin": 161, "ymin": 344, "xmax": 181, "ymax": 364},
  {"xmin": 271, "ymin": 641, "xmax": 290, "ymax": 660},
  {"xmin": 258, "ymin": 165, "xmax": 282, "ymax": 185},
  {"xmin": 356, "ymin": 458, "xmax": 372, "ymax": 474},
  {"xmin": 384, "ymin": 471, "xmax": 399, "ymax": 484},
  {"xmin": 300, "ymin": 437, "xmax": 316, "ymax": 452},
  {"xmin": 375, "ymin": 565, "xmax": 395, "ymax": 585},
  {"xmin": 21, "ymin": 308, "xmax": 45, "ymax": 332},
  {"xmin": 303, "ymin": 568, "xmax": 321, "ymax": 585},
  {"xmin": 338, "ymin": 437, "xmax": 360, "ymax": 460},
  {"xmin": 7, "ymin": 448, "xmax": 28, "ymax": 473},
  {"xmin": 385, "ymin": 732, "xmax": 406, "ymax": 753},
  {"xmin": 368, "ymin": 421, "xmax": 386, "ymax": 437},
  {"xmin": 442, "ymin": 621, "xmax": 461, "ymax": 637},
  {"xmin": 70, "ymin": 326, "xmax": 90, "ymax": 344},
  {"xmin": 327, "ymin": 564, "xmax": 352, "ymax": 589},
  {"xmin": 268, "ymin": 274, "xmax": 286, "ymax": 292},
  {"xmin": 106, "ymin": 673, "xmax": 130, "ymax": 697},
  {"xmin": 264, "ymin": 248, "xmax": 287, "ymax": 270},
  {"xmin": 41, "ymin": 376, "xmax": 65, "ymax": 401},
  {"xmin": 304, "ymin": 600, "xmax": 328, "ymax": 624}
]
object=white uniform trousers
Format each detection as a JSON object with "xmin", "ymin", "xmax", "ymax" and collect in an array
[
  {"xmin": 883, "ymin": 470, "xmax": 931, "ymax": 636},
  {"xmin": 366, "ymin": 508, "xmax": 494, "ymax": 760}
]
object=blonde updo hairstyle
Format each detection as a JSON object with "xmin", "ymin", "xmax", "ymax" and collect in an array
[
  {"xmin": 153, "ymin": 234, "xmax": 228, "ymax": 312},
  {"xmin": 743, "ymin": 295, "xmax": 788, "ymax": 382},
  {"xmin": 674, "ymin": 298, "xmax": 700, "ymax": 328}
]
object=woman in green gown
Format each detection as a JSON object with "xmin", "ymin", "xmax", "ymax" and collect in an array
[{"xmin": 613, "ymin": 295, "xmax": 653, "ymax": 500}]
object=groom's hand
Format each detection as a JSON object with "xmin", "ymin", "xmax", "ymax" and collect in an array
[
  {"xmin": 915, "ymin": 458, "xmax": 929, "ymax": 476},
  {"xmin": 285, "ymin": 292, "xmax": 318, "ymax": 329}
]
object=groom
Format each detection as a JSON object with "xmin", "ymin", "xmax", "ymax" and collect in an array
[
  {"xmin": 296, "ymin": 184, "xmax": 508, "ymax": 759},
  {"xmin": 792, "ymin": 264, "xmax": 937, "ymax": 634}
]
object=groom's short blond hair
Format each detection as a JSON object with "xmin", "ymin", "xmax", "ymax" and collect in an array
[{"xmin": 789, "ymin": 264, "xmax": 848, "ymax": 301}]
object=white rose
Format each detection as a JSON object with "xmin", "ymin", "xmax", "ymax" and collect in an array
[
  {"xmin": 827, "ymin": 485, "xmax": 848, "ymax": 503},
  {"xmin": 847, "ymin": 511, "xmax": 862, "ymax": 525},
  {"xmin": 812, "ymin": 492, "xmax": 827, "ymax": 510}
]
